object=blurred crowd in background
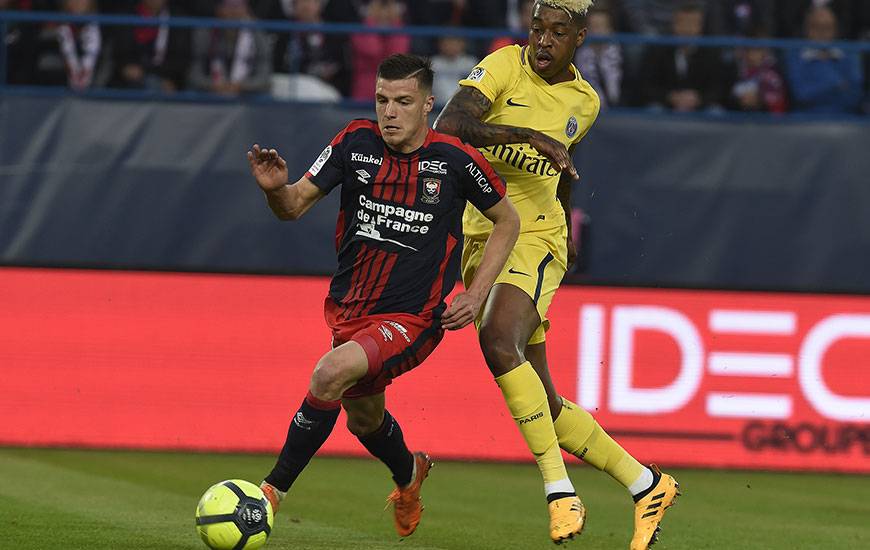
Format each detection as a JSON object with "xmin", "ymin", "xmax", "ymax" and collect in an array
[{"xmin": 2, "ymin": 0, "xmax": 869, "ymax": 114}]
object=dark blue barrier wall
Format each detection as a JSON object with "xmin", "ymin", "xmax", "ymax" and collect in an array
[
  {"xmin": 0, "ymin": 96, "xmax": 362, "ymax": 275},
  {"xmin": 573, "ymin": 112, "xmax": 870, "ymax": 292},
  {"xmin": 2, "ymin": 95, "xmax": 869, "ymax": 292}
]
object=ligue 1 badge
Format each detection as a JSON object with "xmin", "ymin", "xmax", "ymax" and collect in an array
[
  {"xmin": 467, "ymin": 67, "xmax": 486, "ymax": 82},
  {"xmin": 309, "ymin": 145, "xmax": 332, "ymax": 176},
  {"xmin": 566, "ymin": 116, "xmax": 578, "ymax": 138},
  {"xmin": 421, "ymin": 178, "xmax": 441, "ymax": 204}
]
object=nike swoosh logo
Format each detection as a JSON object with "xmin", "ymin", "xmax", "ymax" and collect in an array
[
  {"xmin": 506, "ymin": 98, "xmax": 529, "ymax": 107},
  {"xmin": 508, "ymin": 267, "xmax": 531, "ymax": 277}
]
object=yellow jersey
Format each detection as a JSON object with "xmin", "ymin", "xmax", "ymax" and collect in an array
[{"xmin": 457, "ymin": 44, "xmax": 600, "ymax": 239}]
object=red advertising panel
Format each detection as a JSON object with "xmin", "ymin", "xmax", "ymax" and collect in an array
[{"xmin": 1, "ymin": 268, "xmax": 868, "ymax": 472}]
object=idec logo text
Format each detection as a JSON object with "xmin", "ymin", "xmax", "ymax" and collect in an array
[{"xmin": 576, "ymin": 305, "xmax": 870, "ymax": 422}]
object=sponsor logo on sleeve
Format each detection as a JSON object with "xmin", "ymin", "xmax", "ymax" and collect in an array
[
  {"xmin": 308, "ymin": 145, "xmax": 332, "ymax": 176},
  {"xmin": 465, "ymin": 162, "xmax": 493, "ymax": 193}
]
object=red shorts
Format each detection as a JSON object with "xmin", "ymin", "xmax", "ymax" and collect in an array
[{"xmin": 324, "ymin": 297, "xmax": 445, "ymax": 398}]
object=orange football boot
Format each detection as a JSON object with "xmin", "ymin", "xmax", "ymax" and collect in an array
[
  {"xmin": 385, "ymin": 452, "xmax": 434, "ymax": 537},
  {"xmin": 259, "ymin": 481, "xmax": 285, "ymax": 515}
]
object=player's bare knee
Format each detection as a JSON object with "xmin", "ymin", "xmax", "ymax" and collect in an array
[
  {"xmin": 479, "ymin": 324, "xmax": 524, "ymax": 376},
  {"xmin": 310, "ymin": 359, "xmax": 349, "ymax": 399}
]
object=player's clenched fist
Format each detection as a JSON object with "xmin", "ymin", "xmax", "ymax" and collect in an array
[{"xmin": 248, "ymin": 144, "xmax": 289, "ymax": 192}]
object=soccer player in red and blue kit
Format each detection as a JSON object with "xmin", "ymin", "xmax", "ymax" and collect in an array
[{"xmin": 247, "ymin": 54, "xmax": 519, "ymax": 538}]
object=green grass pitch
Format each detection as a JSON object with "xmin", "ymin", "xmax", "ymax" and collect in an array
[{"xmin": 1, "ymin": 447, "xmax": 867, "ymax": 549}]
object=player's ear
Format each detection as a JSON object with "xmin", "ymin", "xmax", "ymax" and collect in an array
[
  {"xmin": 575, "ymin": 25, "xmax": 587, "ymax": 48},
  {"xmin": 423, "ymin": 93, "xmax": 435, "ymax": 116}
]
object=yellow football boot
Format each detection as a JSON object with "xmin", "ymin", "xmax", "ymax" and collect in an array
[
  {"xmin": 630, "ymin": 466, "xmax": 680, "ymax": 550},
  {"xmin": 548, "ymin": 495, "xmax": 586, "ymax": 544}
]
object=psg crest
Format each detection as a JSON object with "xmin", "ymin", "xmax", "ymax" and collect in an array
[
  {"xmin": 566, "ymin": 116, "xmax": 578, "ymax": 138},
  {"xmin": 421, "ymin": 178, "xmax": 441, "ymax": 204}
]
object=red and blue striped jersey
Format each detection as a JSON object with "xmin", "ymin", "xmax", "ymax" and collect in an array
[{"xmin": 305, "ymin": 119, "xmax": 505, "ymax": 321}]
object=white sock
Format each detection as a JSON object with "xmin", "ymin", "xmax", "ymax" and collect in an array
[
  {"xmin": 628, "ymin": 467, "xmax": 654, "ymax": 497},
  {"xmin": 544, "ymin": 477, "xmax": 576, "ymax": 497}
]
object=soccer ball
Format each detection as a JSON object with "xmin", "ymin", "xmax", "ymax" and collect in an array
[{"xmin": 195, "ymin": 479, "xmax": 274, "ymax": 550}]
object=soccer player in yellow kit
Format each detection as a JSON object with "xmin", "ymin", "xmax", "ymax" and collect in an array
[{"xmin": 435, "ymin": 1, "xmax": 679, "ymax": 547}]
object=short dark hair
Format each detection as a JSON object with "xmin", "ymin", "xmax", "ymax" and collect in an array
[{"xmin": 376, "ymin": 54, "xmax": 434, "ymax": 92}]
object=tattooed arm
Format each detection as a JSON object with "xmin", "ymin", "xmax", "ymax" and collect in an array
[
  {"xmin": 434, "ymin": 86, "xmax": 531, "ymax": 147},
  {"xmin": 434, "ymin": 86, "xmax": 578, "ymax": 179}
]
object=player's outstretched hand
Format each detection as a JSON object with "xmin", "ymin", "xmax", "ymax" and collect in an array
[
  {"xmin": 248, "ymin": 144, "xmax": 289, "ymax": 192},
  {"xmin": 441, "ymin": 291, "xmax": 483, "ymax": 331},
  {"xmin": 528, "ymin": 131, "xmax": 579, "ymax": 180}
]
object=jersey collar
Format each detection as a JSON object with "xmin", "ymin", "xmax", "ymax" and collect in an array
[{"xmin": 384, "ymin": 128, "xmax": 434, "ymax": 158}]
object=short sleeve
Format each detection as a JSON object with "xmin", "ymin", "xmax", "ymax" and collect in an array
[
  {"xmin": 574, "ymin": 87, "xmax": 601, "ymax": 145},
  {"xmin": 305, "ymin": 138, "xmax": 345, "ymax": 194},
  {"xmin": 457, "ymin": 45, "xmax": 521, "ymax": 103},
  {"xmin": 457, "ymin": 145, "xmax": 506, "ymax": 213}
]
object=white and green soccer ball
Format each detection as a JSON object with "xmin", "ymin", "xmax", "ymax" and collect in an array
[{"xmin": 195, "ymin": 479, "xmax": 274, "ymax": 550}]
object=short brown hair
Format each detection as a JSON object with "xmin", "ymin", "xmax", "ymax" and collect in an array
[{"xmin": 376, "ymin": 54, "xmax": 434, "ymax": 92}]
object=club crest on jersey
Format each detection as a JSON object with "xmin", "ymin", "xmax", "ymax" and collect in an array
[
  {"xmin": 421, "ymin": 178, "xmax": 441, "ymax": 204},
  {"xmin": 467, "ymin": 67, "xmax": 485, "ymax": 82},
  {"xmin": 566, "ymin": 116, "xmax": 579, "ymax": 138}
]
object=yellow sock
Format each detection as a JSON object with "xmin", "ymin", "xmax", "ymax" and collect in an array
[
  {"xmin": 495, "ymin": 362, "xmax": 571, "ymax": 490},
  {"xmin": 553, "ymin": 397, "xmax": 646, "ymax": 490}
]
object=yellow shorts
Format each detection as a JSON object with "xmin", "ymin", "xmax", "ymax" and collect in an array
[{"xmin": 461, "ymin": 225, "xmax": 568, "ymax": 345}]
